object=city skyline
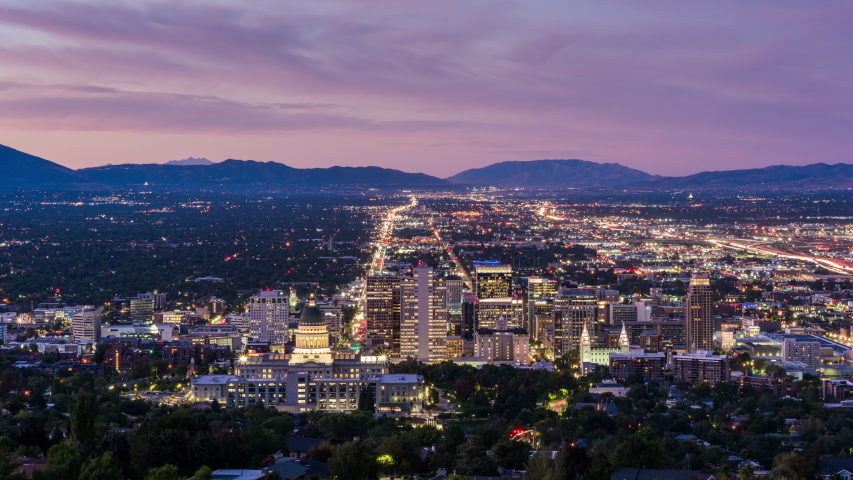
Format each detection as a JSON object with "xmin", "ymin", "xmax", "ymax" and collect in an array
[{"xmin": 0, "ymin": 1, "xmax": 850, "ymax": 177}]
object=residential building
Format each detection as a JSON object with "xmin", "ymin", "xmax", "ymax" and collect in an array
[
  {"xmin": 609, "ymin": 350, "xmax": 667, "ymax": 382},
  {"xmin": 782, "ymin": 338, "xmax": 821, "ymax": 368},
  {"xmin": 686, "ymin": 274, "xmax": 714, "ymax": 351},
  {"xmin": 248, "ymin": 290, "xmax": 290, "ymax": 345},
  {"xmin": 674, "ymin": 350, "xmax": 730, "ymax": 384}
]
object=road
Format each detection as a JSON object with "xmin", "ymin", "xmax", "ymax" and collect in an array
[{"xmin": 348, "ymin": 196, "xmax": 418, "ymax": 351}]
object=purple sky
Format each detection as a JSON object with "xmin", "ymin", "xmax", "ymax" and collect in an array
[{"xmin": 0, "ymin": 0, "xmax": 850, "ymax": 177}]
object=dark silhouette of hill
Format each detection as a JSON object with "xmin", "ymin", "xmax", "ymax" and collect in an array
[
  {"xmin": 636, "ymin": 163, "xmax": 853, "ymax": 190},
  {"xmin": 0, "ymin": 144, "xmax": 97, "ymax": 188},
  {"xmin": 445, "ymin": 159, "xmax": 661, "ymax": 187},
  {"xmin": 79, "ymin": 160, "xmax": 448, "ymax": 186}
]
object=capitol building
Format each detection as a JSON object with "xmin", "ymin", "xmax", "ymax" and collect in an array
[{"xmin": 191, "ymin": 300, "xmax": 426, "ymax": 413}]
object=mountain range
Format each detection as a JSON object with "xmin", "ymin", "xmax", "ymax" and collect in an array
[{"xmin": 1, "ymin": 143, "xmax": 851, "ymax": 191}]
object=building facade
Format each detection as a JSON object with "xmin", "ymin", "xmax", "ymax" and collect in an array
[
  {"xmin": 686, "ymin": 274, "xmax": 714, "ymax": 351},
  {"xmin": 248, "ymin": 290, "xmax": 290, "ymax": 345}
]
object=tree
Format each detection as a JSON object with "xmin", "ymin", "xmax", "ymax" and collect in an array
[
  {"xmin": 328, "ymin": 441, "xmax": 378, "ymax": 480},
  {"xmin": 193, "ymin": 466, "xmax": 213, "ymax": 480},
  {"xmin": 34, "ymin": 443, "xmax": 85, "ymax": 480},
  {"xmin": 378, "ymin": 432, "xmax": 419, "ymax": 474},
  {"xmin": 608, "ymin": 436, "xmax": 672, "ymax": 469},
  {"xmin": 553, "ymin": 444, "xmax": 591, "ymax": 480},
  {"xmin": 489, "ymin": 439, "xmax": 530, "ymax": 470},
  {"xmin": 79, "ymin": 453, "xmax": 123, "ymax": 480},
  {"xmin": 0, "ymin": 436, "xmax": 25, "ymax": 480},
  {"xmin": 144, "ymin": 464, "xmax": 183, "ymax": 480},
  {"xmin": 70, "ymin": 391, "xmax": 98, "ymax": 449},
  {"xmin": 357, "ymin": 386, "xmax": 375, "ymax": 413},
  {"xmin": 526, "ymin": 451, "xmax": 555, "ymax": 480}
]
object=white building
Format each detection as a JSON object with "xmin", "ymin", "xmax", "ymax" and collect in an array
[
  {"xmin": 71, "ymin": 308, "xmax": 103, "ymax": 343},
  {"xmin": 399, "ymin": 266, "xmax": 446, "ymax": 362},
  {"xmin": 190, "ymin": 374, "xmax": 238, "ymax": 403},
  {"xmin": 248, "ymin": 290, "xmax": 290, "ymax": 345}
]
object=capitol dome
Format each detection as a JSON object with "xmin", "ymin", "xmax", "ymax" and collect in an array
[{"xmin": 300, "ymin": 304, "xmax": 325, "ymax": 326}]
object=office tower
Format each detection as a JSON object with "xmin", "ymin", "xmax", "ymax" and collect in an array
[
  {"xmin": 71, "ymin": 308, "xmax": 103, "ymax": 343},
  {"xmin": 208, "ymin": 296, "xmax": 225, "ymax": 315},
  {"xmin": 446, "ymin": 303, "xmax": 463, "ymax": 336},
  {"xmin": 474, "ymin": 316, "xmax": 530, "ymax": 365},
  {"xmin": 445, "ymin": 276, "xmax": 465, "ymax": 304},
  {"xmin": 248, "ymin": 290, "xmax": 290, "ymax": 345},
  {"xmin": 686, "ymin": 274, "xmax": 714, "ymax": 351},
  {"xmin": 317, "ymin": 303, "xmax": 343, "ymax": 346},
  {"xmin": 461, "ymin": 294, "xmax": 478, "ymax": 341},
  {"xmin": 552, "ymin": 289, "xmax": 597, "ymax": 356},
  {"xmin": 130, "ymin": 298, "xmax": 155, "ymax": 321},
  {"xmin": 595, "ymin": 288, "xmax": 620, "ymax": 324},
  {"xmin": 473, "ymin": 263, "xmax": 512, "ymax": 299},
  {"xmin": 528, "ymin": 276, "xmax": 557, "ymax": 331},
  {"xmin": 477, "ymin": 297, "xmax": 524, "ymax": 330},
  {"xmin": 365, "ymin": 275, "xmax": 404, "ymax": 352},
  {"xmin": 606, "ymin": 302, "xmax": 650, "ymax": 325},
  {"xmin": 138, "ymin": 291, "xmax": 167, "ymax": 309},
  {"xmin": 399, "ymin": 266, "xmax": 446, "ymax": 362}
]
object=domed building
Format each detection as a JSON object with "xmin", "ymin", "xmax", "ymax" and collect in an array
[{"xmin": 292, "ymin": 298, "xmax": 334, "ymax": 363}]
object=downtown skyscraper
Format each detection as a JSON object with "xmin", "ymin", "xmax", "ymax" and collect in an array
[{"xmin": 686, "ymin": 274, "xmax": 714, "ymax": 351}]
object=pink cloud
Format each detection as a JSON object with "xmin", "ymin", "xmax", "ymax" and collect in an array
[{"xmin": 0, "ymin": 0, "xmax": 850, "ymax": 176}]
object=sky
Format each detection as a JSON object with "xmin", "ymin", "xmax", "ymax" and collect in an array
[{"xmin": 0, "ymin": 0, "xmax": 850, "ymax": 178}]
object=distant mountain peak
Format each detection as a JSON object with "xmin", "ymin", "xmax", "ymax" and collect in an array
[
  {"xmin": 446, "ymin": 158, "xmax": 661, "ymax": 188},
  {"xmin": 164, "ymin": 157, "xmax": 215, "ymax": 166}
]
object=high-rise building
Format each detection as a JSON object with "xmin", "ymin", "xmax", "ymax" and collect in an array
[
  {"xmin": 71, "ymin": 308, "xmax": 103, "ymax": 343},
  {"xmin": 365, "ymin": 275, "xmax": 405, "ymax": 352},
  {"xmin": 473, "ymin": 263, "xmax": 512, "ymax": 299},
  {"xmin": 552, "ymin": 290, "xmax": 597, "ymax": 356},
  {"xmin": 130, "ymin": 298, "xmax": 155, "ymax": 322},
  {"xmin": 461, "ymin": 294, "xmax": 478, "ymax": 341},
  {"xmin": 595, "ymin": 288, "xmax": 620, "ymax": 323},
  {"xmin": 248, "ymin": 290, "xmax": 290, "ymax": 345},
  {"xmin": 399, "ymin": 266, "xmax": 447, "ymax": 362},
  {"xmin": 474, "ymin": 316, "xmax": 530, "ymax": 365},
  {"xmin": 445, "ymin": 276, "xmax": 465, "ymax": 305},
  {"xmin": 606, "ymin": 302, "xmax": 651, "ymax": 325},
  {"xmin": 477, "ymin": 297, "xmax": 524, "ymax": 330},
  {"xmin": 528, "ymin": 277, "xmax": 557, "ymax": 331},
  {"xmin": 686, "ymin": 274, "xmax": 714, "ymax": 351}
]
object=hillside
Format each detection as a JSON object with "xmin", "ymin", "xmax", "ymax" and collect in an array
[{"xmin": 0, "ymin": 144, "xmax": 96, "ymax": 188}]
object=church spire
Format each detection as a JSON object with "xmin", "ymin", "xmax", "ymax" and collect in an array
[
  {"xmin": 581, "ymin": 321, "xmax": 592, "ymax": 347},
  {"xmin": 619, "ymin": 322, "xmax": 629, "ymax": 350}
]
